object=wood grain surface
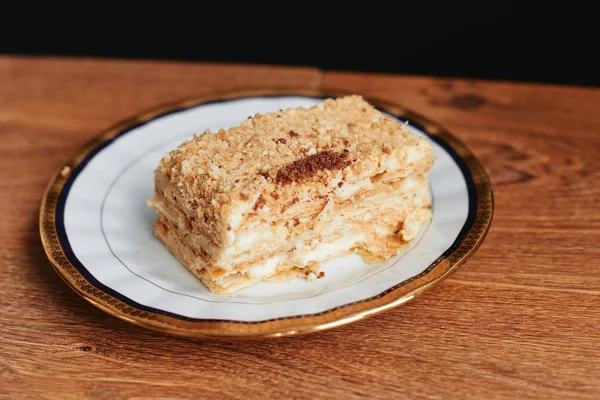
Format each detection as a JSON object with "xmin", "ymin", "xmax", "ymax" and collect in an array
[{"xmin": 1, "ymin": 56, "xmax": 599, "ymax": 400}]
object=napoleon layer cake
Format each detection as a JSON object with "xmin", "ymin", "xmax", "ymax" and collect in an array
[{"xmin": 148, "ymin": 95, "xmax": 435, "ymax": 294}]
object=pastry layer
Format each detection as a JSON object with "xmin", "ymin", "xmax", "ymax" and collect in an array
[{"xmin": 152, "ymin": 176, "xmax": 431, "ymax": 293}]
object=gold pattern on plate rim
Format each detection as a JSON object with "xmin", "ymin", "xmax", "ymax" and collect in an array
[{"xmin": 39, "ymin": 87, "xmax": 494, "ymax": 339}]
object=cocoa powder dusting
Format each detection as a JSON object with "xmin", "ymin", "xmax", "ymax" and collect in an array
[
  {"xmin": 275, "ymin": 150, "xmax": 351, "ymax": 185},
  {"xmin": 253, "ymin": 195, "xmax": 265, "ymax": 211}
]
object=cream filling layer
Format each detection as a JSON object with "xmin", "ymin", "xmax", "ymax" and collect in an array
[{"xmin": 214, "ymin": 230, "xmax": 365, "ymax": 288}]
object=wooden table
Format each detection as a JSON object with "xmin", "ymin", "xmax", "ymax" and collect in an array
[{"xmin": 1, "ymin": 56, "xmax": 598, "ymax": 400}]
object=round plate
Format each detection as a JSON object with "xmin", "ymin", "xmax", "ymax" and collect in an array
[{"xmin": 40, "ymin": 88, "xmax": 493, "ymax": 339}]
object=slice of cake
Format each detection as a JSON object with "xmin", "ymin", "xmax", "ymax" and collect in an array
[{"xmin": 148, "ymin": 95, "xmax": 435, "ymax": 294}]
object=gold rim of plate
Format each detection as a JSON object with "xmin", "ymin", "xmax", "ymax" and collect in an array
[{"xmin": 39, "ymin": 87, "xmax": 494, "ymax": 339}]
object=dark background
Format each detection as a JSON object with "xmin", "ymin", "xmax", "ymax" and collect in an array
[{"xmin": 0, "ymin": 2, "xmax": 597, "ymax": 87}]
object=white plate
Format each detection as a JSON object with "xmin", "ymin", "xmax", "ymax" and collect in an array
[{"xmin": 40, "ymin": 88, "xmax": 493, "ymax": 338}]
